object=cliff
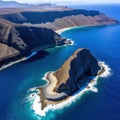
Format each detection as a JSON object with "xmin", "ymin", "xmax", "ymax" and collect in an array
[
  {"xmin": 0, "ymin": 9, "xmax": 100, "ymax": 24},
  {"xmin": 0, "ymin": 9, "xmax": 117, "ymax": 31},
  {"xmin": 0, "ymin": 8, "xmax": 118, "ymax": 68},
  {"xmin": 39, "ymin": 48, "xmax": 102, "ymax": 109},
  {"xmin": 40, "ymin": 14, "xmax": 117, "ymax": 31},
  {"xmin": 53, "ymin": 48, "xmax": 101, "ymax": 95},
  {"xmin": 0, "ymin": 19, "xmax": 65, "ymax": 67}
]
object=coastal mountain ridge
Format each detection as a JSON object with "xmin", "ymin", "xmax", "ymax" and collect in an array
[{"xmin": 0, "ymin": 7, "xmax": 117, "ymax": 68}]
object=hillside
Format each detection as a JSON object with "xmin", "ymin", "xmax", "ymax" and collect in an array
[{"xmin": 0, "ymin": 7, "xmax": 117, "ymax": 68}]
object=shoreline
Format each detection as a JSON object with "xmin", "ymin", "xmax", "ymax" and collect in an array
[
  {"xmin": 56, "ymin": 39, "xmax": 74, "ymax": 48},
  {"xmin": 31, "ymin": 61, "xmax": 111, "ymax": 116},
  {"xmin": 38, "ymin": 72, "xmax": 68, "ymax": 109},
  {"xmin": 55, "ymin": 22, "xmax": 118, "ymax": 34},
  {"xmin": 40, "ymin": 61, "xmax": 105, "ymax": 104},
  {"xmin": 0, "ymin": 57, "xmax": 26, "ymax": 71},
  {"xmin": 0, "ymin": 22, "xmax": 117, "ymax": 71}
]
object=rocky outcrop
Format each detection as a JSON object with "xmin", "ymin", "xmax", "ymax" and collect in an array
[
  {"xmin": 40, "ymin": 48, "xmax": 101, "ymax": 107},
  {"xmin": 0, "ymin": 8, "xmax": 118, "ymax": 68},
  {"xmin": 0, "ymin": 43, "xmax": 22, "ymax": 66},
  {"xmin": 0, "ymin": 9, "xmax": 100, "ymax": 24},
  {"xmin": 0, "ymin": 19, "xmax": 65, "ymax": 67},
  {"xmin": 53, "ymin": 48, "xmax": 101, "ymax": 95},
  {"xmin": 0, "ymin": 9, "xmax": 117, "ymax": 31},
  {"xmin": 39, "ymin": 14, "xmax": 117, "ymax": 31}
]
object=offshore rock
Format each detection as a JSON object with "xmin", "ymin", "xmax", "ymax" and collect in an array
[{"xmin": 54, "ymin": 48, "xmax": 101, "ymax": 95}]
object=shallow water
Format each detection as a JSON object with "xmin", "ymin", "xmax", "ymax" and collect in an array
[{"xmin": 0, "ymin": 4, "xmax": 120, "ymax": 120}]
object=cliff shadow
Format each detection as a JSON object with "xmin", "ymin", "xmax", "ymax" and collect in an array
[
  {"xmin": 71, "ymin": 75, "xmax": 96, "ymax": 97},
  {"xmin": 22, "ymin": 50, "xmax": 50, "ymax": 63}
]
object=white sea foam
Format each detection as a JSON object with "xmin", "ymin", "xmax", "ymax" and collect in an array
[
  {"xmin": 28, "ymin": 87, "xmax": 40, "ymax": 94},
  {"xmin": 28, "ymin": 61, "xmax": 111, "ymax": 117},
  {"xmin": 67, "ymin": 39, "xmax": 74, "ymax": 46},
  {"xmin": 31, "ymin": 85, "xmax": 97, "ymax": 117},
  {"xmin": 99, "ymin": 61, "xmax": 111, "ymax": 77},
  {"xmin": 0, "ymin": 57, "xmax": 26, "ymax": 71},
  {"xmin": 56, "ymin": 39, "xmax": 74, "ymax": 48}
]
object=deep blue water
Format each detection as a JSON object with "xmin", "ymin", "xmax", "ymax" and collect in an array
[{"xmin": 0, "ymin": 4, "xmax": 120, "ymax": 120}]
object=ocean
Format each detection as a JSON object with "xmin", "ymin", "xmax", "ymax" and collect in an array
[{"xmin": 0, "ymin": 4, "xmax": 120, "ymax": 120}]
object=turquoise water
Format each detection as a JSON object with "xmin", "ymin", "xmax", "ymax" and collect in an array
[{"xmin": 0, "ymin": 4, "xmax": 120, "ymax": 120}]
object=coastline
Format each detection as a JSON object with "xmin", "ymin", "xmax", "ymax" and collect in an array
[
  {"xmin": 31, "ymin": 61, "xmax": 111, "ymax": 116},
  {"xmin": 55, "ymin": 22, "xmax": 117, "ymax": 34},
  {"xmin": 0, "ymin": 57, "xmax": 26, "ymax": 71},
  {"xmin": 55, "ymin": 27, "xmax": 75, "ymax": 34},
  {"xmin": 0, "ymin": 5, "xmax": 120, "ymax": 120},
  {"xmin": 0, "ymin": 22, "xmax": 117, "ymax": 71},
  {"xmin": 40, "ymin": 61, "xmax": 105, "ymax": 104},
  {"xmin": 38, "ymin": 72, "xmax": 68, "ymax": 109}
]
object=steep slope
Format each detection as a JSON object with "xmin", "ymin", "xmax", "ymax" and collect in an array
[
  {"xmin": 0, "ymin": 8, "xmax": 118, "ymax": 68},
  {"xmin": 0, "ymin": 9, "xmax": 117, "ymax": 31},
  {"xmin": 54, "ymin": 48, "xmax": 101, "ymax": 95},
  {"xmin": 39, "ymin": 48, "xmax": 102, "ymax": 109},
  {"xmin": 0, "ymin": 19, "xmax": 65, "ymax": 67},
  {"xmin": 0, "ymin": 43, "xmax": 21, "ymax": 66},
  {"xmin": 40, "ymin": 14, "xmax": 116, "ymax": 31},
  {"xmin": 0, "ymin": 22, "xmax": 54, "ymax": 53},
  {"xmin": 0, "ymin": 18, "xmax": 21, "ymax": 66},
  {"xmin": 0, "ymin": 9, "xmax": 100, "ymax": 24}
]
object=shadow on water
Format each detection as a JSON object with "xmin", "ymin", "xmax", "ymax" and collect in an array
[{"xmin": 23, "ymin": 50, "xmax": 50, "ymax": 63}]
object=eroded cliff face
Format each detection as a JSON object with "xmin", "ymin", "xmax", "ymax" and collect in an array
[
  {"xmin": 0, "ymin": 9, "xmax": 117, "ymax": 31},
  {"xmin": 39, "ymin": 14, "xmax": 117, "ymax": 31},
  {"xmin": 54, "ymin": 48, "xmax": 101, "ymax": 95},
  {"xmin": 0, "ymin": 19, "xmax": 63, "ymax": 67},
  {"xmin": 0, "ymin": 9, "xmax": 100, "ymax": 24},
  {"xmin": 0, "ymin": 8, "xmax": 118, "ymax": 67}
]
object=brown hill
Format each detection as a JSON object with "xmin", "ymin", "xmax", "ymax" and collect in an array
[
  {"xmin": 39, "ymin": 48, "xmax": 103, "ymax": 109},
  {"xmin": 0, "ymin": 8, "xmax": 118, "ymax": 68}
]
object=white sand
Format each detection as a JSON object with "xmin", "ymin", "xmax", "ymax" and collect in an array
[
  {"xmin": 55, "ymin": 23, "xmax": 115, "ymax": 34},
  {"xmin": 44, "ymin": 72, "xmax": 58, "ymax": 95},
  {"xmin": 55, "ymin": 27, "xmax": 75, "ymax": 34}
]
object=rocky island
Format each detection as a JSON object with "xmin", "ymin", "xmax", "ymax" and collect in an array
[
  {"xmin": 38, "ymin": 48, "xmax": 104, "ymax": 109},
  {"xmin": 0, "ymin": 5, "xmax": 117, "ymax": 69}
]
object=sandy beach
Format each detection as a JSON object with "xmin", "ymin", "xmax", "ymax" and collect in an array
[
  {"xmin": 55, "ymin": 27, "xmax": 75, "ymax": 34},
  {"xmin": 44, "ymin": 72, "xmax": 58, "ymax": 95},
  {"xmin": 55, "ymin": 22, "xmax": 117, "ymax": 34},
  {"xmin": 45, "ymin": 72, "xmax": 67, "ymax": 99},
  {"xmin": 38, "ymin": 72, "xmax": 67, "ymax": 109}
]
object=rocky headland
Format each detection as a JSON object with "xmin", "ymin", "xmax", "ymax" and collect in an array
[
  {"xmin": 39, "ymin": 48, "xmax": 104, "ymax": 109},
  {"xmin": 0, "ymin": 18, "xmax": 70, "ymax": 67},
  {"xmin": 0, "ymin": 6, "xmax": 118, "ymax": 68}
]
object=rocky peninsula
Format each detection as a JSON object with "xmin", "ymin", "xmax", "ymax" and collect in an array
[
  {"xmin": 0, "ymin": 6, "xmax": 117, "ymax": 68},
  {"xmin": 39, "ymin": 48, "xmax": 104, "ymax": 109}
]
